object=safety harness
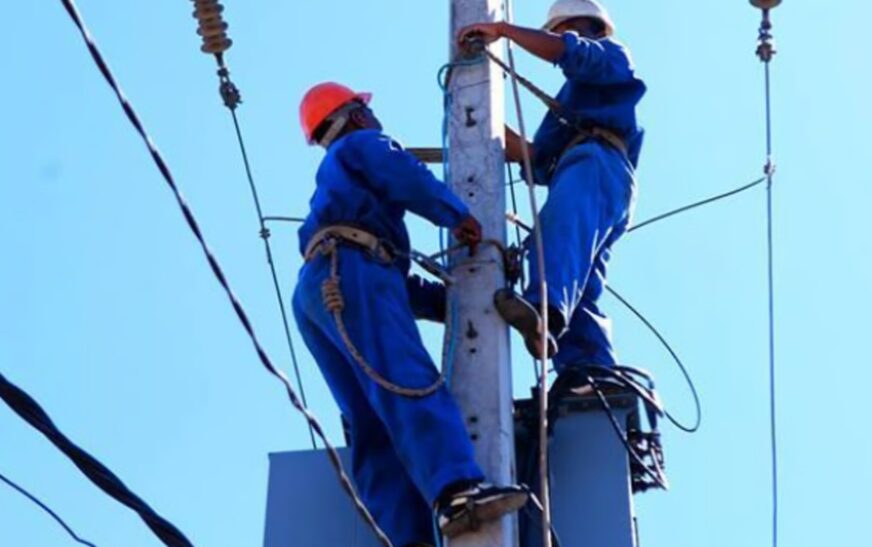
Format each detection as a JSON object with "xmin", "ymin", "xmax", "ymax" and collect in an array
[
  {"xmin": 481, "ymin": 48, "xmax": 629, "ymax": 171},
  {"xmin": 305, "ymin": 225, "xmax": 448, "ymax": 398}
]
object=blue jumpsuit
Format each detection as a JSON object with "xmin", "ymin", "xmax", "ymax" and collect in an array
[
  {"xmin": 292, "ymin": 129, "xmax": 484, "ymax": 546},
  {"xmin": 525, "ymin": 32, "xmax": 646, "ymax": 371}
]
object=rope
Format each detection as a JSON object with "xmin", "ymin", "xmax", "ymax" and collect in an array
[
  {"xmin": 0, "ymin": 469, "xmax": 98, "ymax": 547},
  {"xmin": 0, "ymin": 372, "xmax": 191, "ymax": 547},
  {"xmin": 318, "ymin": 243, "xmax": 446, "ymax": 398},
  {"xmin": 506, "ymin": 164, "xmax": 541, "ymax": 383},
  {"xmin": 56, "ymin": 2, "xmax": 391, "ymax": 544},
  {"xmin": 501, "ymin": 0, "xmax": 553, "ymax": 543}
]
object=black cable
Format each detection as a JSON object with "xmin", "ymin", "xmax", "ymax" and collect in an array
[
  {"xmin": 628, "ymin": 177, "xmax": 766, "ymax": 233},
  {"xmin": 606, "ymin": 286, "xmax": 701, "ymax": 433},
  {"xmin": 523, "ymin": 488, "xmax": 564, "ymax": 547},
  {"xmin": 0, "ymin": 470, "xmax": 97, "ymax": 547},
  {"xmin": 227, "ymin": 109, "xmax": 316, "ymax": 449},
  {"xmin": 0, "ymin": 373, "xmax": 191, "ymax": 546},
  {"xmin": 56, "ymin": 1, "xmax": 390, "ymax": 543},
  {"xmin": 585, "ymin": 376, "xmax": 669, "ymax": 490}
]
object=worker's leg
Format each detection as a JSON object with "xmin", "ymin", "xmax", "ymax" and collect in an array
[
  {"xmin": 550, "ymin": 146, "xmax": 636, "ymax": 373},
  {"xmin": 295, "ymin": 249, "xmax": 484, "ymax": 505},
  {"xmin": 293, "ymin": 274, "xmax": 435, "ymax": 546},
  {"xmin": 552, "ymin": 227, "xmax": 623, "ymax": 372},
  {"xmin": 524, "ymin": 144, "xmax": 625, "ymax": 329}
]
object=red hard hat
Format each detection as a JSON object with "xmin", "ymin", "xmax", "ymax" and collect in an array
[{"xmin": 299, "ymin": 82, "xmax": 372, "ymax": 144}]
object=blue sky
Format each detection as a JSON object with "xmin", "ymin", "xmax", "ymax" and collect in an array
[{"xmin": 1, "ymin": 1, "xmax": 871, "ymax": 546}]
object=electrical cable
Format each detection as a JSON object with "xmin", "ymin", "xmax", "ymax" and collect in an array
[
  {"xmin": 524, "ymin": 489, "xmax": 564, "ymax": 547},
  {"xmin": 585, "ymin": 375, "xmax": 670, "ymax": 490},
  {"xmin": 56, "ymin": 1, "xmax": 391, "ymax": 543},
  {"xmin": 189, "ymin": 2, "xmax": 316, "ymax": 449},
  {"xmin": 628, "ymin": 177, "xmax": 766, "ymax": 233},
  {"xmin": 752, "ymin": 5, "xmax": 781, "ymax": 546},
  {"xmin": 227, "ymin": 107, "xmax": 316, "ymax": 449},
  {"xmin": 605, "ymin": 286, "xmax": 701, "ymax": 433},
  {"xmin": 0, "ymin": 470, "xmax": 97, "ymax": 547},
  {"xmin": 0, "ymin": 372, "xmax": 191, "ymax": 547}
]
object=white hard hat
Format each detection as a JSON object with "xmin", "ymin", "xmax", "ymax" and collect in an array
[{"xmin": 543, "ymin": 0, "xmax": 615, "ymax": 36}]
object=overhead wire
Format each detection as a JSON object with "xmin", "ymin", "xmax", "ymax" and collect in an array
[
  {"xmin": 752, "ymin": 5, "xmax": 781, "ymax": 546},
  {"xmin": 0, "ymin": 372, "xmax": 192, "ymax": 547},
  {"xmin": 190, "ymin": 0, "xmax": 316, "ymax": 450},
  {"xmin": 0, "ymin": 469, "xmax": 98, "ymax": 547},
  {"xmin": 228, "ymin": 105, "xmax": 316, "ymax": 450},
  {"xmin": 628, "ymin": 177, "xmax": 766, "ymax": 234},
  {"xmin": 55, "ymin": 1, "xmax": 391, "ymax": 544}
]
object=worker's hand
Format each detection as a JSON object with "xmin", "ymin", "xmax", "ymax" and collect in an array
[
  {"xmin": 457, "ymin": 22, "xmax": 505, "ymax": 49},
  {"xmin": 452, "ymin": 215, "xmax": 483, "ymax": 256}
]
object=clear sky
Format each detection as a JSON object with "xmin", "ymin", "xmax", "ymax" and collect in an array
[{"xmin": 1, "ymin": 1, "xmax": 870, "ymax": 546}]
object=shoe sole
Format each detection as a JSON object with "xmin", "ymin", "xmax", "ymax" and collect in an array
[
  {"xmin": 440, "ymin": 491, "xmax": 529, "ymax": 538},
  {"xmin": 494, "ymin": 291, "xmax": 556, "ymax": 359}
]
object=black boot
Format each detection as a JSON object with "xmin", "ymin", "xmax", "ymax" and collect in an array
[
  {"xmin": 494, "ymin": 289, "xmax": 558, "ymax": 359},
  {"xmin": 435, "ymin": 482, "xmax": 529, "ymax": 538}
]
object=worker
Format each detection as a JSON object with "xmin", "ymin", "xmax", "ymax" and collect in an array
[
  {"xmin": 292, "ymin": 82, "xmax": 528, "ymax": 546},
  {"xmin": 458, "ymin": 0, "xmax": 646, "ymax": 374}
]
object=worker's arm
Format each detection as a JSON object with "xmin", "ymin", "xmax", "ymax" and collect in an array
[
  {"xmin": 557, "ymin": 33, "xmax": 636, "ymax": 85},
  {"xmin": 458, "ymin": 22, "xmax": 565, "ymax": 63},
  {"xmin": 458, "ymin": 23, "xmax": 635, "ymax": 85},
  {"xmin": 406, "ymin": 274, "xmax": 446, "ymax": 323},
  {"xmin": 505, "ymin": 124, "xmax": 535, "ymax": 163},
  {"xmin": 340, "ymin": 130, "xmax": 469, "ymax": 229}
]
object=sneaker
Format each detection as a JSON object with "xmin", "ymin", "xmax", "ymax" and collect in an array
[
  {"xmin": 494, "ymin": 289, "xmax": 558, "ymax": 359},
  {"xmin": 436, "ymin": 483, "xmax": 529, "ymax": 538}
]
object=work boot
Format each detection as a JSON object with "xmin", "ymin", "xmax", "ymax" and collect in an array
[
  {"xmin": 436, "ymin": 482, "xmax": 529, "ymax": 539},
  {"xmin": 494, "ymin": 289, "xmax": 558, "ymax": 359}
]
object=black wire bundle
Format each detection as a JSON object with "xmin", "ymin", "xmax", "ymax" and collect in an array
[
  {"xmin": 55, "ymin": 1, "xmax": 390, "ymax": 544},
  {"xmin": 0, "ymin": 373, "xmax": 192, "ymax": 546}
]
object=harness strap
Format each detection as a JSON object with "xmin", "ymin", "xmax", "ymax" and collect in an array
[
  {"xmin": 482, "ymin": 49, "xmax": 630, "ymax": 160},
  {"xmin": 562, "ymin": 126, "xmax": 629, "ymax": 158},
  {"xmin": 304, "ymin": 225, "xmax": 393, "ymax": 263}
]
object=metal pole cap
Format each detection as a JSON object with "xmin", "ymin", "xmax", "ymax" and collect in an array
[{"xmin": 750, "ymin": 0, "xmax": 782, "ymax": 9}]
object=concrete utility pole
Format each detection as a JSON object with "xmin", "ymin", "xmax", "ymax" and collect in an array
[{"xmin": 446, "ymin": 1, "xmax": 517, "ymax": 546}]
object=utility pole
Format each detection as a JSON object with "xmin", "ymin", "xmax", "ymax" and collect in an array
[{"xmin": 445, "ymin": 1, "xmax": 517, "ymax": 546}]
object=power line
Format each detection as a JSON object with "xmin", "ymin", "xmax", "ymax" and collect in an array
[
  {"xmin": 56, "ymin": 0, "xmax": 391, "ymax": 543},
  {"xmin": 753, "ymin": 4, "xmax": 781, "ymax": 546},
  {"xmin": 0, "ymin": 470, "xmax": 97, "ymax": 547},
  {"xmin": 0, "ymin": 372, "xmax": 191, "ymax": 546},
  {"xmin": 228, "ymin": 107, "xmax": 316, "ymax": 449},
  {"xmin": 189, "ymin": 2, "xmax": 316, "ymax": 450},
  {"xmin": 628, "ymin": 177, "xmax": 766, "ymax": 234}
]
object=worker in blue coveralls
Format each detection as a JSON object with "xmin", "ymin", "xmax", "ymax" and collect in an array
[
  {"xmin": 459, "ymin": 0, "xmax": 645, "ymax": 374},
  {"xmin": 293, "ymin": 82, "xmax": 528, "ymax": 547}
]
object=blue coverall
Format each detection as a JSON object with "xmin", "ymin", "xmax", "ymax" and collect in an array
[
  {"xmin": 293, "ymin": 129, "xmax": 484, "ymax": 546},
  {"xmin": 525, "ymin": 32, "xmax": 646, "ymax": 371}
]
